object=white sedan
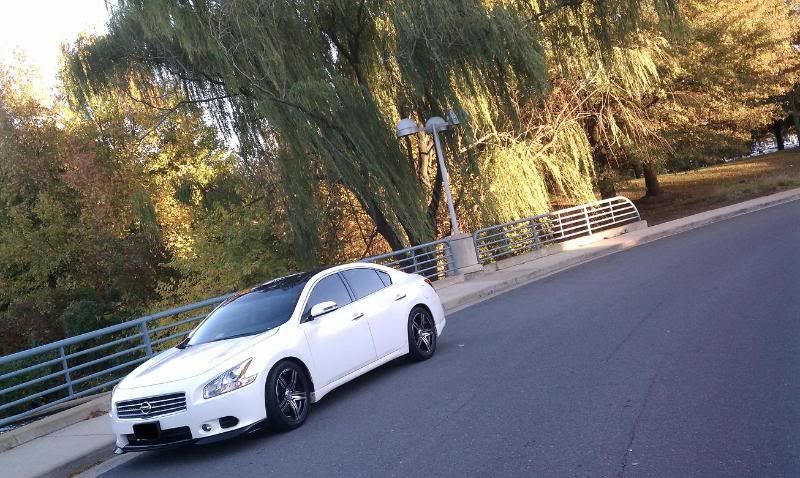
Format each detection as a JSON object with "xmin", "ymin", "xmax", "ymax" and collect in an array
[{"xmin": 110, "ymin": 263, "xmax": 445, "ymax": 452}]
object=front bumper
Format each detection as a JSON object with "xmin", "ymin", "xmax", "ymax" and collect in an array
[
  {"xmin": 111, "ymin": 377, "xmax": 266, "ymax": 452},
  {"xmin": 118, "ymin": 419, "xmax": 267, "ymax": 453}
]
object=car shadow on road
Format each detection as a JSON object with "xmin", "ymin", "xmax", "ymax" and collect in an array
[{"xmin": 110, "ymin": 345, "xmax": 451, "ymax": 472}]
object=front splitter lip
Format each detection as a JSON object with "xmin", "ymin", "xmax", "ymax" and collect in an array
[{"xmin": 118, "ymin": 418, "xmax": 267, "ymax": 453}]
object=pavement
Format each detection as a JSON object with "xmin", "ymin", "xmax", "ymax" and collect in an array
[
  {"xmin": 2, "ymin": 188, "xmax": 799, "ymax": 477},
  {"xmin": 1, "ymin": 415, "xmax": 114, "ymax": 478}
]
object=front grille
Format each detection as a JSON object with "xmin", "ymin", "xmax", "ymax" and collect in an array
[{"xmin": 116, "ymin": 392, "xmax": 187, "ymax": 419}]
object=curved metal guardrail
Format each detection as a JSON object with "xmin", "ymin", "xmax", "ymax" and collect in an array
[
  {"xmin": 0, "ymin": 294, "xmax": 233, "ymax": 427},
  {"xmin": 473, "ymin": 196, "xmax": 641, "ymax": 264},
  {"xmin": 0, "ymin": 238, "xmax": 457, "ymax": 427},
  {"xmin": 0, "ymin": 198, "xmax": 637, "ymax": 427},
  {"xmin": 363, "ymin": 238, "xmax": 456, "ymax": 280}
]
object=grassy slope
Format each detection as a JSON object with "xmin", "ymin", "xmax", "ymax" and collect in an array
[{"xmin": 617, "ymin": 149, "xmax": 800, "ymax": 225}]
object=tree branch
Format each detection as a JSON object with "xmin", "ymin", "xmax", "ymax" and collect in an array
[
  {"xmin": 125, "ymin": 90, "xmax": 236, "ymax": 112},
  {"xmin": 530, "ymin": 0, "xmax": 584, "ymax": 22}
]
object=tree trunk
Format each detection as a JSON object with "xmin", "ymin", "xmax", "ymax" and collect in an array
[
  {"xmin": 584, "ymin": 117, "xmax": 617, "ymax": 198},
  {"xmin": 790, "ymin": 90, "xmax": 800, "ymax": 142},
  {"xmin": 597, "ymin": 174, "xmax": 617, "ymax": 199},
  {"xmin": 396, "ymin": 169, "xmax": 453, "ymax": 245},
  {"xmin": 359, "ymin": 197, "xmax": 406, "ymax": 252},
  {"xmin": 772, "ymin": 121, "xmax": 785, "ymax": 151},
  {"xmin": 632, "ymin": 162, "xmax": 643, "ymax": 179},
  {"xmin": 643, "ymin": 163, "xmax": 661, "ymax": 197},
  {"xmin": 426, "ymin": 164, "xmax": 443, "ymax": 234}
]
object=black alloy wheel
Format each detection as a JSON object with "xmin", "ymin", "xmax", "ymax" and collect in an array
[
  {"xmin": 265, "ymin": 360, "xmax": 310, "ymax": 431},
  {"xmin": 408, "ymin": 306, "xmax": 437, "ymax": 361}
]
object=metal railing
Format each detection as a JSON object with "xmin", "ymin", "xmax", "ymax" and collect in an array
[
  {"xmin": 0, "ymin": 198, "xmax": 638, "ymax": 427},
  {"xmin": 0, "ymin": 294, "xmax": 233, "ymax": 427},
  {"xmin": 0, "ymin": 238, "xmax": 456, "ymax": 426},
  {"xmin": 363, "ymin": 237, "xmax": 456, "ymax": 280},
  {"xmin": 473, "ymin": 196, "xmax": 641, "ymax": 264}
]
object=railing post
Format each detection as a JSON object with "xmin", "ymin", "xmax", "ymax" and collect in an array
[
  {"xmin": 557, "ymin": 212, "xmax": 563, "ymax": 238},
  {"xmin": 631, "ymin": 198, "xmax": 642, "ymax": 221},
  {"xmin": 610, "ymin": 200, "xmax": 616, "ymax": 224},
  {"xmin": 473, "ymin": 231, "xmax": 482, "ymax": 263},
  {"xmin": 140, "ymin": 322, "xmax": 153, "ymax": 357},
  {"xmin": 445, "ymin": 240, "xmax": 457, "ymax": 277},
  {"xmin": 529, "ymin": 219, "xmax": 541, "ymax": 250},
  {"xmin": 59, "ymin": 346, "xmax": 74, "ymax": 398},
  {"xmin": 584, "ymin": 206, "xmax": 593, "ymax": 235},
  {"xmin": 501, "ymin": 228, "xmax": 511, "ymax": 256}
]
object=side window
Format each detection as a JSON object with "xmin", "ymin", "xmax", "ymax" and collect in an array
[
  {"xmin": 377, "ymin": 270, "xmax": 392, "ymax": 287},
  {"xmin": 304, "ymin": 274, "xmax": 352, "ymax": 316},
  {"xmin": 341, "ymin": 268, "xmax": 386, "ymax": 300}
]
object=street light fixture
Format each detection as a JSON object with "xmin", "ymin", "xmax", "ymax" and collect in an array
[{"xmin": 395, "ymin": 112, "xmax": 461, "ymax": 235}]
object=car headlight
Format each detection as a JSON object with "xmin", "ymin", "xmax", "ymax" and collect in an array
[{"xmin": 203, "ymin": 358, "xmax": 257, "ymax": 399}]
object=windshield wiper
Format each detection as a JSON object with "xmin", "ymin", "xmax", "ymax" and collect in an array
[
  {"xmin": 208, "ymin": 331, "xmax": 262, "ymax": 343},
  {"xmin": 175, "ymin": 337, "xmax": 191, "ymax": 349}
]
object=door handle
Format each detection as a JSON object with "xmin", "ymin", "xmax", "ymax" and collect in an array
[
  {"xmin": 394, "ymin": 293, "xmax": 406, "ymax": 301},
  {"xmin": 352, "ymin": 312, "xmax": 365, "ymax": 321}
]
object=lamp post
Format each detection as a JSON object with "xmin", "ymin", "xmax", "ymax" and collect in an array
[{"xmin": 395, "ymin": 113, "xmax": 461, "ymax": 235}]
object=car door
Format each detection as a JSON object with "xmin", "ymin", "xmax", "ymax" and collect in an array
[
  {"xmin": 300, "ymin": 273, "xmax": 377, "ymax": 387},
  {"xmin": 340, "ymin": 268, "xmax": 406, "ymax": 358}
]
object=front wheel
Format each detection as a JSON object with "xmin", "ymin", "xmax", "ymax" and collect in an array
[
  {"xmin": 265, "ymin": 360, "xmax": 310, "ymax": 431},
  {"xmin": 407, "ymin": 306, "xmax": 437, "ymax": 361}
]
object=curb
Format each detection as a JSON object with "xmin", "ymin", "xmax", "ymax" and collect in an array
[
  {"xmin": 0, "ymin": 394, "xmax": 110, "ymax": 453},
  {"xmin": 73, "ymin": 452, "xmax": 139, "ymax": 478},
  {"xmin": 46, "ymin": 440, "xmax": 116, "ymax": 478}
]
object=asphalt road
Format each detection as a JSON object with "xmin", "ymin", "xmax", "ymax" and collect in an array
[{"xmin": 101, "ymin": 201, "xmax": 800, "ymax": 478}]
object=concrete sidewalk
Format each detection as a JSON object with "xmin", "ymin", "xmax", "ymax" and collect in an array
[
  {"xmin": 2, "ymin": 187, "xmax": 798, "ymax": 478},
  {"xmin": 0, "ymin": 414, "xmax": 113, "ymax": 478}
]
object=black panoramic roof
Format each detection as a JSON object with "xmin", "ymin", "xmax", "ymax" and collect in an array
[{"xmin": 252, "ymin": 269, "xmax": 321, "ymax": 292}]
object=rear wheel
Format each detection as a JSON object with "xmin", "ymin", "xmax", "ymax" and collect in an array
[
  {"xmin": 265, "ymin": 360, "xmax": 310, "ymax": 431},
  {"xmin": 407, "ymin": 306, "xmax": 437, "ymax": 361}
]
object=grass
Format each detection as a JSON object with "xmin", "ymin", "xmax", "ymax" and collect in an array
[{"xmin": 616, "ymin": 149, "xmax": 800, "ymax": 225}]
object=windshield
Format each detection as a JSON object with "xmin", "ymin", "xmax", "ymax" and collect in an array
[{"xmin": 187, "ymin": 273, "xmax": 311, "ymax": 346}]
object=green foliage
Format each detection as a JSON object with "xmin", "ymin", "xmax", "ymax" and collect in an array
[
  {"xmin": 0, "ymin": 58, "xmax": 294, "ymax": 354},
  {"xmin": 161, "ymin": 162, "xmax": 297, "ymax": 302},
  {"xmin": 59, "ymin": 296, "xmax": 112, "ymax": 337},
  {"xmin": 4, "ymin": 0, "xmax": 799, "ymax": 358},
  {"xmin": 65, "ymin": 0, "xmax": 678, "ymax": 253},
  {"xmin": 651, "ymin": 0, "xmax": 800, "ymax": 166}
]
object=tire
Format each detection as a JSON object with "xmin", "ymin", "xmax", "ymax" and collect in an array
[
  {"xmin": 265, "ymin": 360, "xmax": 311, "ymax": 431},
  {"xmin": 407, "ymin": 306, "xmax": 437, "ymax": 361}
]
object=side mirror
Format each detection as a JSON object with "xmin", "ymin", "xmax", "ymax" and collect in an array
[{"xmin": 309, "ymin": 301, "xmax": 338, "ymax": 319}]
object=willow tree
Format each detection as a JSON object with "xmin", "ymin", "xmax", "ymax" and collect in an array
[{"xmin": 67, "ymin": 0, "xmax": 677, "ymax": 260}]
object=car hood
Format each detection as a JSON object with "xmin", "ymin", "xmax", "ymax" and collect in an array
[{"xmin": 118, "ymin": 329, "xmax": 277, "ymax": 390}]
